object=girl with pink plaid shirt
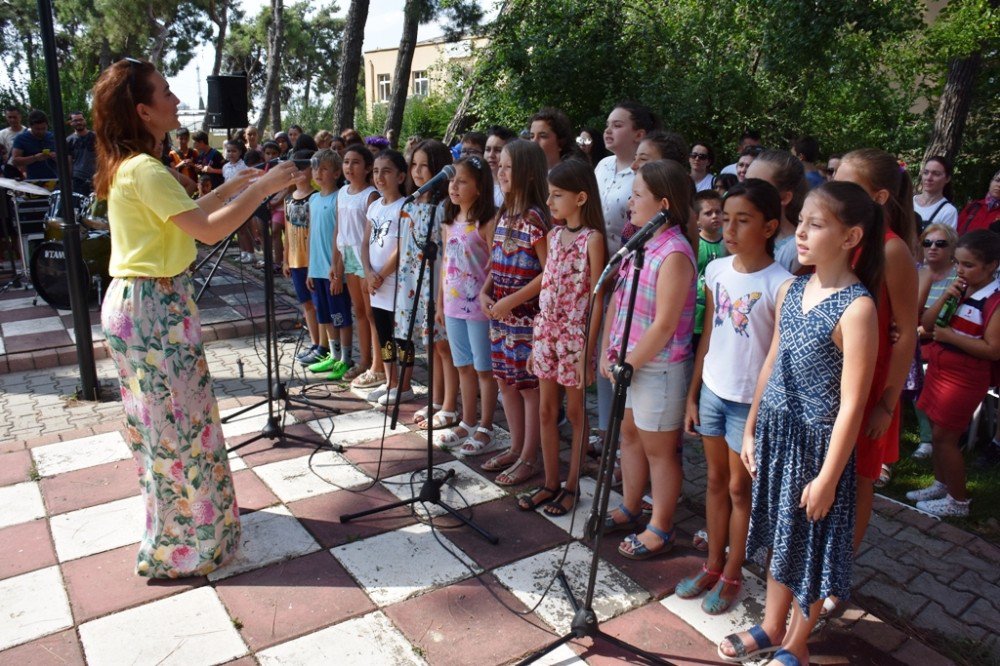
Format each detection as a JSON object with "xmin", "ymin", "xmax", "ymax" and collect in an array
[{"xmin": 599, "ymin": 159, "xmax": 697, "ymax": 560}]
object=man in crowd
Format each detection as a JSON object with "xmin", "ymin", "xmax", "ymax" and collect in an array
[
  {"xmin": 66, "ymin": 111, "xmax": 96, "ymax": 195},
  {"xmin": 0, "ymin": 107, "xmax": 24, "ymax": 171},
  {"xmin": 192, "ymin": 130, "xmax": 224, "ymax": 189},
  {"xmin": 11, "ymin": 109, "xmax": 58, "ymax": 181},
  {"xmin": 720, "ymin": 129, "xmax": 762, "ymax": 176}
]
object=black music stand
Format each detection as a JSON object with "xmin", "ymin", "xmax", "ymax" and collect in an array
[
  {"xmin": 340, "ymin": 198, "xmax": 497, "ymax": 545},
  {"xmin": 519, "ymin": 241, "xmax": 674, "ymax": 665}
]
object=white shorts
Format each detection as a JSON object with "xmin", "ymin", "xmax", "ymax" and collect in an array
[{"xmin": 624, "ymin": 359, "xmax": 692, "ymax": 432}]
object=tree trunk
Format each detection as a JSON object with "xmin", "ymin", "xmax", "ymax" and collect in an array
[
  {"xmin": 923, "ymin": 53, "xmax": 982, "ymax": 166},
  {"xmin": 258, "ymin": 0, "xmax": 284, "ymax": 131},
  {"xmin": 210, "ymin": 0, "xmax": 229, "ymax": 76},
  {"xmin": 383, "ymin": 0, "xmax": 422, "ymax": 149},
  {"xmin": 332, "ymin": 0, "xmax": 370, "ymax": 134}
]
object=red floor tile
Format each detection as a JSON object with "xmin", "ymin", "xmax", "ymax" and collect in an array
[
  {"xmin": 287, "ymin": 485, "xmax": 417, "ymax": 549},
  {"xmin": 60, "ymin": 544, "xmax": 206, "ymax": 623},
  {"xmin": 39, "ymin": 459, "xmax": 139, "ymax": 516},
  {"xmin": 0, "ymin": 628, "xmax": 85, "ymax": 665},
  {"xmin": 385, "ymin": 574, "xmax": 556, "ymax": 666},
  {"xmin": 443, "ymin": 497, "xmax": 573, "ymax": 571},
  {"xmin": 577, "ymin": 601, "xmax": 720, "ymax": 665},
  {"xmin": 4, "ymin": 329, "xmax": 72, "ymax": 353},
  {"xmin": 342, "ymin": 431, "xmax": 451, "ymax": 478},
  {"xmin": 0, "ymin": 519, "xmax": 57, "ymax": 581},
  {"xmin": 233, "ymin": 468, "xmax": 281, "ymax": 513},
  {"xmin": 0, "ymin": 449, "xmax": 32, "ymax": 487},
  {"xmin": 597, "ymin": 535, "xmax": 707, "ymax": 601},
  {"xmin": 215, "ymin": 550, "xmax": 375, "ymax": 651}
]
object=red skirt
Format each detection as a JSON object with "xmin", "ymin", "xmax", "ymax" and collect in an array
[{"xmin": 917, "ymin": 343, "xmax": 991, "ymax": 433}]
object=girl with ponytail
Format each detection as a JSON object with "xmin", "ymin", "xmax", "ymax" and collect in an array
[
  {"xmin": 835, "ymin": 149, "xmax": 919, "ymax": 570},
  {"xmin": 719, "ymin": 181, "xmax": 882, "ymax": 666}
]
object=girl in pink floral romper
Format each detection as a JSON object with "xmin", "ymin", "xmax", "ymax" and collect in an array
[{"xmin": 519, "ymin": 160, "xmax": 607, "ymax": 515}]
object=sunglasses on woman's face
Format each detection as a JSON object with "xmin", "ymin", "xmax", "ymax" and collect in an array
[
  {"xmin": 689, "ymin": 153, "xmax": 709, "ymax": 160},
  {"xmin": 922, "ymin": 239, "xmax": 949, "ymax": 248}
]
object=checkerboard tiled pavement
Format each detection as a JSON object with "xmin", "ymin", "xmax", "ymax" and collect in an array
[{"xmin": 0, "ymin": 334, "xmax": 994, "ymax": 665}]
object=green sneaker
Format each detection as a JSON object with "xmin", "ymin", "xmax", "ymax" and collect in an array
[
  {"xmin": 326, "ymin": 360, "xmax": 350, "ymax": 381},
  {"xmin": 308, "ymin": 353, "xmax": 337, "ymax": 373}
]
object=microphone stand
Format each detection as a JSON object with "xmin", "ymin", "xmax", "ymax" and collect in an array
[
  {"xmin": 225, "ymin": 199, "xmax": 342, "ymax": 454},
  {"xmin": 340, "ymin": 196, "xmax": 498, "ymax": 545},
  {"xmin": 520, "ymin": 243, "xmax": 673, "ymax": 665}
]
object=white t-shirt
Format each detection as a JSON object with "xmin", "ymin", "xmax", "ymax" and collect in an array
[
  {"xmin": 913, "ymin": 197, "xmax": 958, "ymax": 229},
  {"xmin": 595, "ymin": 154, "xmax": 634, "ymax": 254},
  {"xmin": 493, "ymin": 181, "xmax": 504, "ymax": 208},
  {"xmin": 222, "ymin": 160, "xmax": 247, "ymax": 182},
  {"xmin": 337, "ymin": 184, "xmax": 377, "ymax": 248},
  {"xmin": 702, "ymin": 256, "xmax": 792, "ymax": 403},
  {"xmin": 0, "ymin": 127, "xmax": 23, "ymax": 164},
  {"xmin": 693, "ymin": 172, "xmax": 715, "ymax": 192},
  {"xmin": 367, "ymin": 197, "xmax": 404, "ymax": 310},
  {"xmin": 720, "ymin": 162, "xmax": 738, "ymax": 176}
]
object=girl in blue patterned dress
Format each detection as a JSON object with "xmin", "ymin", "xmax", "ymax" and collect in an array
[
  {"xmin": 478, "ymin": 140, "xmax": 551, "ymax": 486},
  {"xmin": 718, "ymin": 181, "xmax": 883, "ymax": 666}
]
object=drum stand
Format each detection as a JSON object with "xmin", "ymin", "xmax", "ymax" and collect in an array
[
  {"xmin": 0, "ymin": 189, "xmax": 39, "ymax": 295},
  {"xmin": 193, "ymin": 235, "xmax": 236, "ymax": 303},
  {"xmin": 224, "ymin": 208, "xmax": 341, "ymax": 454}
]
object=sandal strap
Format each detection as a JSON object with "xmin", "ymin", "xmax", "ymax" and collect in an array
[
  {"xmin": 771, "ymin": 649, "xmax": 801, "ymax": 666},
  {"xmin": 747, "ymin": 624, "xmax": 773, "ymax": 651},
  {"xmin": 616, "ymin": 503, "xmax": 640, "ymax": 522},
  {"xmin": 719, "ymin": 573, "xmax": 742, "ymax": 586},
  {"xmin": 645, "ymin": 523, "xmax": 674, "ymax": 544},
  {"xmin": 475, "ymin": 426, "xmax": 494, "ymax": 435},
  {"xmin": 701, "ymin": 563, "xmax": 723, "ymax": 576}
]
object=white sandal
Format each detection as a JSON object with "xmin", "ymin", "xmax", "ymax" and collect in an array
[
  {"xmin": 420, "ymin": 409, "xmax": 459, "ymax": 430},
  {"xmin": 455, "ymin": 427, "xmax": 502, "ymax": 458},
  {"xmin": 434, "ymin": 421, "xmax": 475, "ymax": 450},
  {"xmin": 412, "ymin": 403, "xmax": 442, "ymax": 426}
]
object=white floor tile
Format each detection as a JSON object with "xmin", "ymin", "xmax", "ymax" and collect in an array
[
  {"xmin": 0, "ymin": 566, "xmax": 73, "ymax": 651},
  {"xmin": 539, "ymin": 476, "xmax": 624, "ymax": 539},
  {"xmin": 332, "ymin": 523, "xmax": 480, "ymax": 606},
  {"xmin": 492, "ymin": 542, "xmax": 648, "ymax": 634},
  {"xmin": 531, "ymin": 644, "xmax": 588, "ymax": 665},
  {"xmin": 207, "ymin": 504, "xmax": 320, "ymax": 581},
  {"xmin": 228, "ymin": 452, "xmax": 247, "ymax": 471},
  {"xmin": 307, "ymin": 407, "xmax": 403, "ymax": 448},
  {"xmin": 253, "ymin": 450, "xmax": 371, "ymax": 503},
  {"xmin": 381, "ymin": 460, "xmax": 505, "ymax": 519},
  {"xmin": 0, "ymin": 482, "xmax": 46, "ymax": 529},
  {"xmin": 79, "ymin": 587, "xmax": 247, "ymax": 665},
  {"xmin": 66, "ymin": 323, "xmax": 105, "ymax": 344},
  {"xmin": 1, "ymin": 316, "xmax": 64, "ymax": 337},
  {"xmin": 0, "ymin": 296, "xmax": 39, "ymax": 311},
  {"xmin": 221, "ymin": 403, "xmax": 294, "ymax": 438},
  {"xmin": 49, "ymin": 495, "xmax": 144, "ymax": 561},
  {"xmin": 31, "ymin": 431, "xmax": 131, "ymax": 477},
  {"xmin": 661, "ymin": 568, "xmax": 766, "ymax": 646},
  {"xmin": 258, "ymin": 611, "xmax": 426, "ymax": 665}
]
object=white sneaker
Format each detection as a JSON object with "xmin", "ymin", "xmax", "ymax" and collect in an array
[
  {"xmin": 240, "ymin": 252, "xmax": 254, "ymax": 264},
  {"xmin": 378, "ymin": 388, "xmax": 415, "ymax": 406},
  {"xmin": 366, "ymin": 384, "xmax": 389, "ymax": 402},
  {"xmin": 906, "ymin": 480, "xmax": 947, "ymax": 502},
  {"xmin": 916, "ymin": 495, "xmax": 970, "ymax": 518},
  {"xmin": 912, "ymin": 442, "xmax": 933, "ymax": 459}
]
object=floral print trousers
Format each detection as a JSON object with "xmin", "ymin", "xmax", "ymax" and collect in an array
[{"xmin": 102, "ymin": 275, "xmax": 240, "ymax": 578}]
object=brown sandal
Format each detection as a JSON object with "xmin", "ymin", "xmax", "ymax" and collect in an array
[
  {"xmin": 494, "ymin": 459, "xmax": 538, "ymax": 486},
  {"xmin": 481, "ymin": 449, "xmax": 518, "ymax": 472}
]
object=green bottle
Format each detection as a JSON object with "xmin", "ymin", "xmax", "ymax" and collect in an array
[{"xmin": 935, "ymin": 286, "xmax": 966, "ymax": 327}]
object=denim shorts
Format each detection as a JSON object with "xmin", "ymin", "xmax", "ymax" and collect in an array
[
  {"xmin": 342, "ymin": 245, "xmax": 365, "ymax": 278},
  {"xmin": 310, "ymin": 277, "xmax": 353, "ymax": 327},
  {"xmin": 624, "ymin": 359, "xmax": 692, "ymax": 432},
  {"xmin": 694, "ymin": 383, "xmax": 751, "ymax": 454},
  {"xmin": 289, "ymin": 267, "xmax": 311, "ymax": 304},
  {"xmin": 445, "ymin": 316, "xmax": 492, "ymax": 372}
]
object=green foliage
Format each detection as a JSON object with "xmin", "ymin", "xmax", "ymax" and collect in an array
[{"xmin": 356, "ymin": 94, "xmax": 457, "ymax": 141}]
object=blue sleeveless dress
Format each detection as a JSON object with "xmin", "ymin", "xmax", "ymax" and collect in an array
[{"xmin": 745, "ymin": 275, "xmax": 871, "ymax": 617}]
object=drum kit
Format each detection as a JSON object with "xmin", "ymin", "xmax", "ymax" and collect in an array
[{"xmin": 0, "ymin": 177, "xmax": 110, "ymax": 309}]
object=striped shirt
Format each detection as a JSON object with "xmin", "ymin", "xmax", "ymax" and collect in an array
[
  {"xmin": 949, "ymin": 279, "xmax": 1000, "ymax": 341},
  {"xmin": 607, "ymin": 224, "xmax": 696, "ymax": 368}
]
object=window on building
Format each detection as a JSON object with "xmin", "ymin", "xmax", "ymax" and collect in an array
[
  {"xmin": 377, "ymin": 74, "xmax": 391, "ymax": 102},
  {"xmin": 412, "ymin": 70, "xmax": 429, "ymax": 97}
]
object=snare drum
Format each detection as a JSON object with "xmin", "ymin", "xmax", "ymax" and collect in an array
[{"xmin": 29, "ymin": 231, "xmax": 112, "ymax": 309}]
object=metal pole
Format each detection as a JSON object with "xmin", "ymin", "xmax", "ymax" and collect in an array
[{"xmin": 37, "ymin": 0, "xmax": 99, "ymax": 400}]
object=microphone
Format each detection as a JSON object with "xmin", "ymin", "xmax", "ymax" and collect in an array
[
  {"xmin": 594, "ymin": 209, "xmax": 670, "ymax": 293},
  {"xmin": 403, "ymin": 164, "xmax": 455, "ymax": 204}
]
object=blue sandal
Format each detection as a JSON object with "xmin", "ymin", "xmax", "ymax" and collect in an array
[
  {"xmin": 770, "ymin": 648, "xmax": 802, "ymax": 666},
  {"xmin": 675, "ymin": 563, "xmax": 722, "ymax": 599},
  {"xmin": 603, "ymin": 503, "xmax": 641, "ymax": 534},
  {"xmin": 618, "ymin": 524, "xmax": 674, "ymax": 560},
  {"xmin": 717, "ymin": 624, "xmax": 778, "ymax": 663},
  {"xmin": 701, "ymin": 573, "xmax": 742, "ymax": 615}
]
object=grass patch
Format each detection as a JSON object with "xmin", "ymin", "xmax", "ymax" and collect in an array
[{"xmin": 879, "ymin": 403, "xmax": 1000, "ymax": 544}]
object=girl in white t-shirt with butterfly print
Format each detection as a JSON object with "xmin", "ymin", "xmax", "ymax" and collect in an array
[{"xmin": 681, "ymin": 178, "xmax": 792, "ymax": 615}]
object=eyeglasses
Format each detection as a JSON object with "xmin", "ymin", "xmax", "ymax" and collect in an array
[
  {"xmin": 459, "ymin": 148, "xmax": 483, "ymax": 157},
  {"xmin": 690, "ymin": 153, "xmax": 710, "ymax": 160},
  {"xmin": 922, "ymin": 239, "xmax": 949, "ymax": 248}
]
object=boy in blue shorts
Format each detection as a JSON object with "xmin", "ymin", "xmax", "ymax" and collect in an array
[{"xmin": 305, "ymin": 149, "xmax": 354, "ymax": 380}]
